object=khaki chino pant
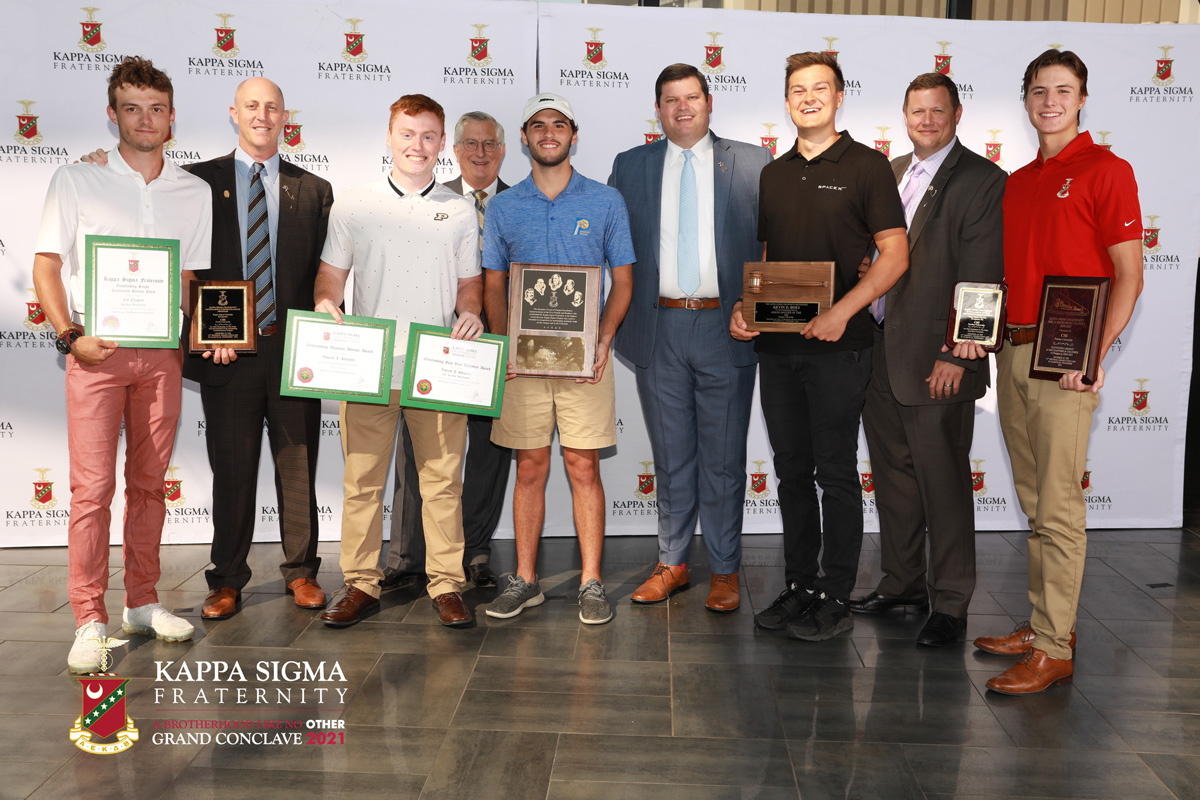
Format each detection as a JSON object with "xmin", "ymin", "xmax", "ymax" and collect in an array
[
  {"xmin": 338, "ymin": 391, "xmax": 467, "ymax": 599},
  {"xmin": 996, "ymin": 343, "xmax": 1099, "ymax": 660}
]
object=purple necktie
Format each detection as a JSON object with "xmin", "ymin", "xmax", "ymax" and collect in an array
[{"xmin": 871, "ymin": 161, "xmax": 926, "ymax": 323}]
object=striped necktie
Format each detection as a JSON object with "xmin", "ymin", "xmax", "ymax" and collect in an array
[
  {"xmin": 247, "ymin": 161, "xmax": 275, "ymax": 327},
  {"xmin": 473, "ymin": 189, "xmax": 488, "ymax": 251}
]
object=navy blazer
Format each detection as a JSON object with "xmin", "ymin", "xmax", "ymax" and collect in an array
[{"xmin": 609, "ymin": 132, "xmax": 770, "ymax": 369}]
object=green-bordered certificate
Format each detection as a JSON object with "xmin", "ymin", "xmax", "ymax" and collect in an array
[
  {"xmin": 279, "ymin": 310, "xmax": 396, "ymax": 405},
  {"xmin": 400, "ymin": 324, "xmax": 508, "ymax": 417},
  {"xmin": 83, "ymin": 234, "xmax": 180, "ymax": 348}
]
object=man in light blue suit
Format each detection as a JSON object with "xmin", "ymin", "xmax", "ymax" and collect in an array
[{"xmin": 609, "ymin": 63, "xmax": 771, "ymax": 612}]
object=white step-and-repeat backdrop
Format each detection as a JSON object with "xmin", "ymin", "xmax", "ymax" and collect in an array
[{"xmin": 1, "ymin": 0, "xmax": 1195, "ymax": 546}]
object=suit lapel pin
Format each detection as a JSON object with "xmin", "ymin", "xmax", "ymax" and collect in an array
[
  {"xmin": 223, "ymin": 190, "xmax": 230, "ymax": 198},
  {"xmin": 717, "ymin": 160, "xmax": 727, "ymax": 173}
]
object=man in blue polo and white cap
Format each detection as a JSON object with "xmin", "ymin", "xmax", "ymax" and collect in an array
[{"xmin": 480, "ymin": 93, "xmax": 635, "ymax": 625}]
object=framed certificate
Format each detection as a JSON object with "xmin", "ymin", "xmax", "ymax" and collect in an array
[
  {"xmin": 399, "ymin": 324, "xmax": 508, "ymax": 417},
  {"xmin": 1030, "ymin": 276, "xmax": 1111, "ymax": 385},
  {"xmin": 83, "ymin": 234, "xmax": 180, "ymax": 348},
  {"xmin": 945, "ymin": 281, "xmax": 1007, "ymax": 353},
  {"xmin": 189, "ymin": 280, "xmax": 256, "ymax": 352},
  {"xmin": 279, "ymin": 310, "xmax": 396, "ymax": 405},
  {"xmin": 507, "ymin": 262, "xmax": 601, "ymax": 379},
  {"xmin": 741, "ymin": 261, "xmax": 835, "ymax": 332}
]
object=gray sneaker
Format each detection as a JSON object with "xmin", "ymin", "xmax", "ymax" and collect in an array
[
  {"xmin": 485, "ymin": 574, "xmax": 545, "ymax": 619},
  {"xmin": 578, "ymin": 579, "xmax": 612, "ymax": 625}
]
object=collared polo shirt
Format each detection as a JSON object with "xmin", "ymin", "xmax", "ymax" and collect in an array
[
  {"xmin": 482, "ymin": 168, "xmax": 635, "ymax": 311},
  {"xmin": 321, "ymin": 177, "xmax": 479, "ymax": 386},
  {"xmin": 36, "ymin": 148, "xmax": 213, "ymax": 324},
  {"xmin": 756, "ymin": 131, "xmax": 905, "ymax": 353},
  {"xmin": 1003, "ymin": 131, "xmax": 1142, "ymax": 325}
]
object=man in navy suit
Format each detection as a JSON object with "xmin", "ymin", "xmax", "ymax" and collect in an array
[{"xmin": 609, "ymin": 63, "xmax": 771, "ymax": 612}]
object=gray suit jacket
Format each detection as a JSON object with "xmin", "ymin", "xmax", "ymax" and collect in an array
[
  {"xmin": 443, "ymin": 175, "xmax": 510, "ymax": 197},
  {"xmin": 608, "ymin": 132, "xmax": 770, "ymax": 368},
  {"xmin": 882, "ymin": 140, "xmax": 1005, "ymax": 406}
]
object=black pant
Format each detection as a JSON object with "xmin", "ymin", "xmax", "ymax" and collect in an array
[
  {"xmin": 384, "ymin": 413, "xmax": 512, "ymax": 572},
  {"xmin": 201, "ymin": 334, "xmax": 322, "ymax": 590},
  {"xmin": 757, "ymin": 348, "xmax": 871, "ymax": 602}
]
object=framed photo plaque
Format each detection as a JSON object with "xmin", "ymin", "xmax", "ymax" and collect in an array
[{"xmin": 506, "ymin": 262, "xmax": 601, "ymax": 379}]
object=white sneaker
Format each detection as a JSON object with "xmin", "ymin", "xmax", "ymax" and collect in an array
[
  {"xmin": 68, "ymin": 619, "xmax": 107, "ymax": 674},
  {"xmin": 123, "ymin": 603, "xmax": 194, "ymax": 642}
]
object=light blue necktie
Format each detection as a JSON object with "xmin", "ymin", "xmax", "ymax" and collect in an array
[
  {"xmin": 677, "ymin": 149, "xmax": 699, "ymax": 297},
  {"xmin": 246, "ymin": 162, "xmax": 275, "ymax": 327}
]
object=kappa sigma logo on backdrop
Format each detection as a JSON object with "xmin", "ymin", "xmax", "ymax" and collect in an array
[
  {"xmin": 163, "ymin": 138, "xmax": 203, "ymax": 166},
  {"xmin": 187, "ymin": 14, "xmax": 264, "ymax": 78},
  {"xmin": 162, "ymin": 466, "xmax": 211, "ymax": 524},
  {"xmin": 860, "ymin": 461, "xmax": 876, "ymax": 513},
  {"xmin": 1131, "ymin": 46, "xmax": 1193, "ymax": 102},
  {"xmin": 610, "ymin": 459, "xmax": 656, "ymax": 516},
  {"xmin": 1141, "ymin": 214, "xmax": 1179, "ymax": 270},
  {"xmin": 279, "ymin": 111, "xmax": 331, "ymax": 173},
  {"xmin": 818, "ymin": 37, "xmax": 862, "ymax": 96},
  {"xmin": 643, "ymin": 119, "xmax": 663, "ymax": 144},
  {"xmin": 6, "ymin": 467, "xmax": 68, "ymax": 528},
  {"xmin": 744, "ymin": 459, "xmax": 779, "ymax": 514},
  {"xmin": 1107, "ymin": 378, "xmax": 1169, "ymax": 432},
  {"xmin": 14, "ymin": 100, "xmax": 42, "ymax": 146},
  {"xmin": 3, "ymin": 287, "xmax": 58, "ymax": 346},
  {"xmin": 984, "ymin": 130, "xmax": 1004, "ymax": 166},
  {"xmin": 52, "ymin": 7, "xmax": 131, "ymax": 72},
  {"xmin": 317, "ymin": 18, "xmax": 391, "ymax": 82},
  {"xmin": 443, "ymin": 24, "xmax": 514, "ymax": 85},
  {"xmin": 747, "ymin": 461, "xmax": 771, "ymax": 499},
  {"xmin": 697, "ymin": 32, "xmax": 747, "ymax": 93},
  {"xmin": 873, "ymin": 127, "xmax": 892, "ymax": 158},
  {"xmin": 1080, "ymin": 462, "xmax": 1113, "ymax": 512},
  {"xmin": 760, "ymin": 123, "xmax": 779, "ymax": 157},
  {"xmin": 558, "ymin": 27, "xmax": 629, "ymax": 89},
  {"xmin": 930, "ymin": 41, "xmax": 974, "ymax": 100},
  {"xmin": 1094, "ymin": 131, "xmax": 1114, "ymax": 151},
  {"xmin": 970, "ymin": 459, "xmax": 1009, "ymax": 513}
]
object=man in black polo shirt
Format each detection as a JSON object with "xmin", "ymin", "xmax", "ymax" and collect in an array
[{"xmin": 732, "ymin": 51, "xmax": 907, "ymax": 641}]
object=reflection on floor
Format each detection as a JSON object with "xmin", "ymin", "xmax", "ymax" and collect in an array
[{"xmin": 2, "ymin": 530, "xmax": 1200, "ymax": 799}]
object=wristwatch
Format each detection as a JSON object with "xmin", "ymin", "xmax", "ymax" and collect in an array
[{"xmin": 56, "ymin": 328, "xmax": 80, "ymax": 355}]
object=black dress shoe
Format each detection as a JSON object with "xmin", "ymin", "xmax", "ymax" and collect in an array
[
  {"xmin": 380, "ymin": 566, "xmax": 426, "ymax": 591},
  {"xmin": 468, "ymin": 562, "xmax": 497, "ymax": 588},
  {"xmin": 848, "ymin": 591, "xmax": 929, "ymax": 615},
  {"xmin": 917, "ymin": 612, "xmax": 968, "ymax": 647}
]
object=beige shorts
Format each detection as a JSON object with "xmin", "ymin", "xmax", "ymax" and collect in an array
[{"xmin": 491, "ymin": 365, "xmax": 616, "ymax": 450}]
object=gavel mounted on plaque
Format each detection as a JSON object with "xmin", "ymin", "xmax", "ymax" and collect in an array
[{"xmin": 741, "ymin": 261, "xmax": 836, "ymax": 332}]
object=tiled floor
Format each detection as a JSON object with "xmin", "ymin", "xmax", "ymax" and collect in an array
[{"xmin": 2, "ymin": 529, "xmax": 1199, "ymax": 799}]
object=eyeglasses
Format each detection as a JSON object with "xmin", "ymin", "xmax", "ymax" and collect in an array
[{"xmin": 458, "ymin": 139, "xmax": 500, "ymax": 153}]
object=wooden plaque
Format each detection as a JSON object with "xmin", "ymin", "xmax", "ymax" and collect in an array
[
  {"xmin": 946, "ymin": 281, "xmax": 1008, "ymax": 353},
  {"xmin": 1029, "ymin": 276, "xmax": 1110, "ymax": 385},
  {"xmin": 742, "ymin": 261, "xmax": 835, "ymax": 332},
  {"xmin": 190, "ymin": 280, "xmax": 257, "ymax": 353},
  {"xmin": 507, "ymin": 263, "xmax": 601, "ymax": 379}
]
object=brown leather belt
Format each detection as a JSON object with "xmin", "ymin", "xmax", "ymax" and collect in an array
[
  {"xmin": 260, "ymin": 323, "xmax": 279, "ymax": 337},
  {"xmin": 658, "ymin": 296, "xmax": 720, "ymax": 311},
  {"xmin": 1004, "ymin": 325, "xmax": 1037, "ymax": 346}
]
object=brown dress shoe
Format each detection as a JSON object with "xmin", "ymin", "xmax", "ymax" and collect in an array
[
  {"xmin": 985, "ymin": 647, "xmax": 1073, "ymax": 695},
  {"xmin": 631, "ymin": 563, "xmax": 690, "ymax": 604},
  {"xmin": 974, "ymin": 620, "xmax": 1076, "ymax": 655},
  {"xmin": 706, "ymin": 573, "xmax": 740, "ymax": 612},
  {"xmin": 287, "ymin": 577, "xmax": 327, "ymax": 609},
  {"xmin": 432, "ymin": 591, "xmax": 473, "ymax": 627},
  {"xmin": 202, "ymin": 588, "xmax": 239, "ymax": 620},
  {"xmin": 319, "ymin": 585, "xmax": 379, "ymax": 628}
]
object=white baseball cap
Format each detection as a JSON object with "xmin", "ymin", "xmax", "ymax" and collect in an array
[{"xmin": 521, "ymin": 93, "xmax": 576, "ymax": 125}]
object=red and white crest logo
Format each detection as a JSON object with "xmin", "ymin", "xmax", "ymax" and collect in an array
[
  {"xmin": 971, "ymin": 459, "xmax": 987, "ymax": 498},
  {"xmin": 31, "ymin": 468, "xmax": 56, "ymax": 509},
  {"xmin": 281, "ymin": 110, "xmax": 306, "ymax": 153},
  {"xmin": 1131, "ymin": 378, "xmax": 1151, "ymax": 416},
  {"xmin": 746, "ymin": 460, "xmax": 771, "ymax": 499},
  {"xmin": 860, "ymin": 461, "xmax": 874, "ymax": 496},
  {"xmin": 468, "ymin": 23, "xmax": 492, "ymax": 67},
  {"xmin": 79, "ymin": 7, "xmax": 106, "ymax": 52},
  {"xmin": 701, "ymin": 31, "xmax": 725, "ymax": 75},
  {"xmin": 1095, "ymin": 131, "xmax": 1113, "ymax": 151},
  {"xmin": 15, "ymin": 100, "xmax": 42, "ymax": 145},
  {"xmin": 934, "ymin": 41, "xmax": 953, "ymax": 77},
  {"xmin": 164, "ymin": 466, "xmax": 185, "ymax": 507},
  {"xmin": 70, "ymin": 673, "xmax": 139, "ymax": 754},
  {"xmin": 821, "ymin": 36, "xmax": 839, "ymax": 62},
  {"xmin": 584, "ymin": 27, "xmax": 607, "ymax": 70},
  {"xmin": 1142, "ymin": 215, "xmax": 1161, "ymax": 254},
  {"xmin": 873, "ymin": 127, "xmax": 891, "ymax": 158},
  {"xmin": 644, "ymin": 119, "xmax": 663, "ymax": 145},
  {"xmin": 212, "ymin": 13, "xmax": 239, "ymax": 58},
  {"xmin": 25, "ymin": 288, "xmax": 50, "ymax": 331},
  {"xmin": 1080, "ymin": 462, "xmax": 1093, "ymax": 495},
  {"xmin": 985, "ymin": 130, "xmax": 1003, "ymax": 165},
  {"xmin": 343, "ymin": 18, "xmax": 367, "ymax": 63},
  {"xmin": 761, "ymin": 123, "xmax": 779, "ymax": 157},
  {"xmin": 636, "ymin": 460, "xmax": 656, "ymax": 499},
  {"xmin": 1153, "ymin": 45, "xmax": 1175, "ymax": 87}
]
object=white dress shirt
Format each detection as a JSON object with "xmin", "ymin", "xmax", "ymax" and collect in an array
[{"xmin": 658, "ymin": 135, "xmax": 719, "ymax": 298}]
